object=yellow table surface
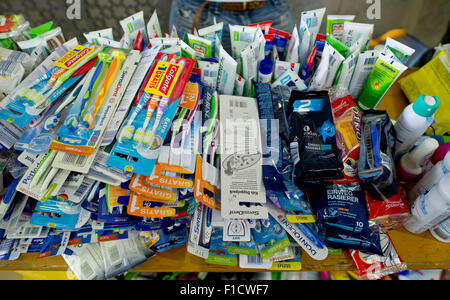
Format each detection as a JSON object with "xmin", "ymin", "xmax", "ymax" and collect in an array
[{"xmin": 1, "ymin": 69, "xmax": 449, "ymax": 273}]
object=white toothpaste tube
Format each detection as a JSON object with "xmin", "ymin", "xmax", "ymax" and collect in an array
[
  {"xmin": 229, "ymin": 25, "xmax": 257, "ymax": 60},
  {"xmin": 253, "ymin": 26, "xmax": 266, "ymax": 63},
  {"xmin": 335, "ymin": 52, "xmax": 358, "ymax": 92},
  {"xmin": 300, "ymin": 8, "xmax": 326, "ymax": 55},
  {"xmin": 309, "ymin": 42, "xmax": 345, "ymax": 91},
  {"xmin": 271, "ymin": 68, "xmax": 307, "ymax": 91},
  {"xmin": 178, "ymin": 40, "xmax": 196, "ymax": 60},
  {"xmin": 347, "ymin": 34, "xmax": 369, "ymax": 57},
  {"xmin": 147, "ymin": 10, "xmax": 163, "ymax": 39},
  {"xmin": 348, "ymin": 50, "xmax": 379, "ymax": 99},
  {"xmin": 95, "ymin": 37, "xmax": 122, "ymax": 48},
  {"xmin": 285, "ymin": 25, "xmax": 300, "ymax": 64},
  {"xmin": 83, "ymin": 28, "xmax": 114, "ymax": 45},
  {"xmin": 170, "ymin": 25, "xmax": 179, "ymax": 39},
  {"xmin": 241, "ymin": 41, "xmax": 260, "ymax": 96},
  {"xmin": 326, "ymin": 15, "xmax": 355, "ymax": 41},
  {"xmin": 198, "ymin": 60, "xmax": 219, "ymax": 90},
  {"xmin": 384, "ymin": 37, "xmax": 416, "ymax": 64},
  {"xmin": 298, "ymin": 19, "xmax": 312, "ymax": 69},
  {"xmin": 234, "ymin": 75, "xmax": 246, "ymax": 96},
  {"xmin": 216, "ymin": 44, "xmax": 238, "ymax": 95},
  {"xmin": 149, "ymin": 38, "xmax": 179, "ymax": 49},
  {"xmin": 342, "ymin": 22, "xmax": 374, "ymax": 48},
  {"xmin": 274, "ymin": 61, "xmax": 300, "ymax": 81},
  {"xmin": 120, "ymin": 33, "xmax": 132, "ymax": 49},
  {"xmin": 120, "ymin": 11, "xmax": 148, "ymax": 46},
  {"xmin": 198, "ymin": 22, "xmax": 224, "ymax": 53}
]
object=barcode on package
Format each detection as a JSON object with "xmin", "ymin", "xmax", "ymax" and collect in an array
[
  {"xmin": 205, "ymin": 70, "xmax": 218, "ymax": 78},
  {"xmin": 247, "ymin": 254, "xmax": 263, "ymax": 265},
  {"xmin": 290, "ymin": 142, "xmax": 300, "ymax": 165},
  {"xmin": 364, "ymin": 57, "xmax": 377, "ymax": 66},
  {"xmin": 74, "ymin": 180, "xmax": 92, "ymax": 198}
]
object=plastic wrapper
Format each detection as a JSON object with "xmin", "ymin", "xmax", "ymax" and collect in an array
[
  {"xmin": 349, "ymin": 231, "xmax": 407, "ymax": 280},
  {"xmin": 366, "ymin": 187, "xmax": 409, "ymax": 231},
  {"xmin": 313, "ymin": 183, "xmax": 384, "ymax": 256},
  {"xmin": 288, "ymin": 90, "xmax": 344, "ymax": 187},
  {"xmin": 358, "ymin": 110, "xmax": 398, "ymax": 200},
  {"xmin": 63, "ymin": 236, "xmax": 154, "ymax": 280},
  {"xmin": 330, "ymin": 93, "xmax": 362, "ymax": 181}
]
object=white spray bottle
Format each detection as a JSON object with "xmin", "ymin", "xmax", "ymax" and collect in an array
[
  {"xmin": 409, "ymin": 151, "xmax": 450, "ymax": 201},
  {"xmin": 394, "ymin": 94, "xmax": 440, "ymax": 154},
  {"xmin": 397, "ymin": 137, "xmax": 439, "ymax": 181},
  {"xmin": 403, "ymin": 173, "xmax": 450, "ymax": 234}
]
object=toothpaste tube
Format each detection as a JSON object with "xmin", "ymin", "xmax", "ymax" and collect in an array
[
  {"xmin": 309, "ymin": 42, "xmax": 345, "ymax": 91},
  {"xmin": 298, "ymin": 19, "xmax": 312, "ymax": 69},
  {"xmin": 348, "ymin": 50, "xmax": 379, "ymax": 99},
  {"xmin": 269, "ymin": 28, "xmax": 291, "ymax": 60},
  {"xmin": 300, "ymin": 8, "xmax": 326, "ymax": 57},
  {"xmin": 216, "ymin": 43, "xmax": 237, "ymax": 95},
  {"xmin": 198, "ymin": 22, "xmax": 224, "ymax": 53},
  {"xmin": 274, "ymin": 61, "xmax": 300, "ymax": 81},
  {"xmin": 326, "ymin": 34, "xmax": 350, "ymax": 57},
  {"xmin": 83, "ymin": 28, "xmax": 114, "ymax": 45},
  {"xmin": 240, "ymin": 41, "xmax": 260, "ymax": 96},
  {"xmin": 342, "ymin": 22, "xmax": 374, "ymax": 48},
  {"xmin": 271, "ymin": 68, "xmax": 307, "ymax": 91},
  {"xmin": 285, "ymin": 25, "xmax": 300, "ymax": 63},
  {"xmin": 264, "ymin": 34, "xmax": 275, "ymax": 58},
  {"xmin": 249, "ymin": 21, "xmax": 273, "ymax": 34},
  {"xmin": 234, "ymin": 75, "xmax": 246, "ymax": 96},
  {"xmin": 229, "ymin": 25, "xmax": 257, "ymax": 60},
  {"xmin": 198, "ymin": 59, "xmax": 219, "ymax": 90},
  {"xmin": 326, "ymin": 15, "xmax": 356, "ymax": 41},
  {"xmin": 186, "ymin": 33, "xmax": 213, "ymax": 59},
  {"xmin": 358, "ymin": 51, "xmax": 408, "ymax": 109},
  {"xmin": 384, "ymin": 37, "xmax": 416, "ymax": 64},
  {"xmin": 120, "ymin": 11, "xmax": 148, "ymax": 46},
  {"xmin": 334, "ymin": 52, "xmax": 358, "ymax": 92},
  {"xmin": 147, "ymin": 10, "xmax": 162, "ymax": 39}
]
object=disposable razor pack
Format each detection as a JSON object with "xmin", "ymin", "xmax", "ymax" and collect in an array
[{"xmin": 219, "ymin": 95, "xmax": 268, "ymax": 219}]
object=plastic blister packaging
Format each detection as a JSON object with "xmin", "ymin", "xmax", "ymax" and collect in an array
[{"xmin": 358, "ymin": 110, "xmax": 398, "ymax": 200}]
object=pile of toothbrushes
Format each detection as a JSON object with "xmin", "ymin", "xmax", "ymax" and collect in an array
[{"xmin": 0, "ymin": 7, "xmax": 447, "ymax": 281}]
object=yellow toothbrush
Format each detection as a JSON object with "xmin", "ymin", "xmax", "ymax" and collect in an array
[{"xmin": 82, "ymin": 50, "xmax": 126, "ymax": 130}]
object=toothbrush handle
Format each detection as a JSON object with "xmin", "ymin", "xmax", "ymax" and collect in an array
[
  {"xmin": 92, "ymin": 55, "xmax": 123, "ymax": 116},
  {"xmin": 80, "ymin": 60, "xmax": 105, "ymax": 117}
]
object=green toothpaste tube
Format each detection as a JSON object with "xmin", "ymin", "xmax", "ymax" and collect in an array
[{"xmin": 358, "ymin": 51, "xmax": 408, "ymax": 109}]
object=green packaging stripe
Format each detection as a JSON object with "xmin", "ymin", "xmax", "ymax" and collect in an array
[
  {"xmin": 227, "ymin": 245, "xmax": 258, "ymax": 256},
  {"xmin": 260, "ymin": 237, "xmax": 290, "ymax": 259},
  {"xmin": 206, "ymin": 255, "xmax": 238, "ymax": 266}
]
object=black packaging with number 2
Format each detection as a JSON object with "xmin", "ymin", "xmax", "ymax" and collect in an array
[{"xmin": 288, "ymin": 91, "xmax": 344, "ymax": 188}]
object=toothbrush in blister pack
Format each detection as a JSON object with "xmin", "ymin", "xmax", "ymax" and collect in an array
[
  {"xmin": 108, "ymin": 53, "xmax": 195, "ymax": 176},
  {"xmin": 1, "ymin": 44, "xmax": 100, "ymax": 127}
]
